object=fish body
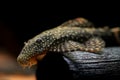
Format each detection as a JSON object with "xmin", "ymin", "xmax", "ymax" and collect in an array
[{"xmin": 17, "ymin": 18, "xmax": 106, "ymax": 68}]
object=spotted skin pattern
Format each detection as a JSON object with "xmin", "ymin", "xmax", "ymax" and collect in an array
[{"xmin": 17, "ymin": 18, "xmax": 107, "ymax": 68}]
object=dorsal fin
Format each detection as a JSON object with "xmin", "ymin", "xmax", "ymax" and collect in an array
[{"xmin": 60, "ymin": 17, "xmax": 94, "ymax": 28}]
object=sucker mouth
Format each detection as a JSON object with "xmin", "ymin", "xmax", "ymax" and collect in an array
[{"xmin": 19, "ymin": 50, "xmax": 47, "ymax": 68}]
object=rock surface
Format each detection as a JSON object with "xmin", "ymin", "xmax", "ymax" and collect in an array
[{"xmin": 63, "ymin": 47, "xmax": 120, "ymax": 79}]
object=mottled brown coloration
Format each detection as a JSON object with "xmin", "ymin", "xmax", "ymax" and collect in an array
[
  {"xmin": 60, "ymin": 17, "xmax": 94, "ymax": 27},
  {"xmin": 17, "ymin": 18, "xmax": 108, "ymax": 68}
]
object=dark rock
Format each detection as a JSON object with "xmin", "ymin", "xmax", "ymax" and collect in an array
[{"xmin": 63, "ymin": 47, "xmax": 120, "ymax": 80}]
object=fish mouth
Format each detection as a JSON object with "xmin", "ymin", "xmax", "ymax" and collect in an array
[{"xmin": 17, "ymin": 50, "xmax": 47, "ymax": 68}]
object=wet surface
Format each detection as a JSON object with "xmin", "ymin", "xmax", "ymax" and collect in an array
[{"xmin": 63, "ymin": 47, "xmax": 120, "ymax": 79}]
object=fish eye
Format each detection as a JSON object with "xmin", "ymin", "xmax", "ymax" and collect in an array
[{"xmin": 36, "ymin": 39, "xmax": 42, "ymax": 43}]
